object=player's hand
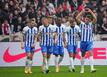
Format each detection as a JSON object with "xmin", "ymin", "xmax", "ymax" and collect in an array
[
  {"xmin": 82, "ymin": 8, "xmax": 85, "ymax": 12},
  {"xmin": 88, "ymin": 8, "xmax": 92, "ymax": 12},
  {"xmin": 54, "ymin": 39, "xmax": 57, "ymax": 45},
  {"xmin": 64, "ymin": 42, "xmax": 67, "ymax": 48},
  {"xmin": 85, "ymin": 8, "xmax": 91, "ymax": 12},
  {"xmin": 31, "ymin": 44, "xmax": 35, "ymax": 48}
]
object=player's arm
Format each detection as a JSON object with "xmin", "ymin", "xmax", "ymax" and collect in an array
[
  {"xmin": 78, "ymin": 32, "xmax": 81, "ymax": 40},
  {"xmin": 76, "ymin": 9, "xmax": 85, "ymax": 24},
  {"xmin": 38, "ymin": 32, "xmax": 42, "ymax": 43},
  {"xmin": 32, "ymin": 34, "xmax": 37, "ymax": 48},
  {"xmin": 77, "ymin": 26, "xmax": 81, "ymax": 39},
  {"xmin": 32, "ymin": 28, "xmax": 38, "ymax": 48},
  {"xmin": 88, "ymin": 8, "xmax": 97, "ymax": 24},
  {"xmin": 63, "ymin": 32, "xmax": 67, "ymax": 48},
  {"xmin": 53, "ymin": 32, "xmax": 57, "ymax": 44}
]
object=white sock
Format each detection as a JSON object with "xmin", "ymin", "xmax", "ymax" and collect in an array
[
  {"xmin": 55, "ymin": 56, "xmax": 59, "ymax": 67},
  {"xmin": 28, "ymin": 59, "xmax": 33, "ymax": 68},
  {"xmin": 89, "ymin": 56, "xmax": 94, "ymax": 70},
  {"xmin": 25, "ymin": 59, "xmax": 29, "ymax": 67},
  {"xmin": 81, "ymin": 57, "xmax": 84, "ymax": 68},
  {"xmin": 44, "ymin": 57, "xmax": 48, "ymax": 70},
  {"xmin": 42, "ymin": 59, "xmax": 45, "ymax": 70},
  {"xmin": 69, "ymin": 57, "xmax": 74, "ymax": 69},
  {"xmin": 47, "ymin": 58, "xmax": 50, "ymax": 69},
  {"xmin": 58, "ymin": 56, "xmax": 63, "ymax": 64}
]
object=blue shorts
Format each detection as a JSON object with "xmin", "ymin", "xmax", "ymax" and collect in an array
[
  {"xmin": 25, "ymin": 46, "xmax": 35, "ymax": 53},
  {"xmin": 41, "ymin": 45, "xmax": 53, "ymax": 54},
  {"xmin": 80, "ymin": 41, "xmax": 93, "ymax": 52},
  {"xmin": 53, "ymin": 46, "xmax": 64, "ymax": 55},
  {"xmin": 67, "ymin": 45, "xmax": 77, "ymax": 54}
]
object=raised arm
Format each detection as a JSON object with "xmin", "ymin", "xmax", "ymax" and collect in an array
[
  {"xmin": 88, "ymin": 9, "xmax": 97, "ymax": 24},
  {"xmin": 76, "ymin": 10, "xmax": 85, "ymax": 23}
]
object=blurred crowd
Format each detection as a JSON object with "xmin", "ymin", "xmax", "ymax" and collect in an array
[{"xmin": 0, "ymin": 0, "xmax": 107, "ymax": 37}]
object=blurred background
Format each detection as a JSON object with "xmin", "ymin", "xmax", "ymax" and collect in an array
[{"xmin": 0, "ymin": 0, "xmax": 107, "ymax": 42}]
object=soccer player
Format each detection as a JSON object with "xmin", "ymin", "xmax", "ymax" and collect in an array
[
  {"xmin": 21, "ymin": 18, "xmax": 38, "ymax": 74},
  {"xmin": 76, "ymin": 8, "xmax": 97, "ymax": 73},
  {"xmin": 39, "ymin": 17, "xmax": 54, "ymax": 74},
  {"xmin": 65, "ymin": 18, "xmax": 81, "ymax": 72},
  {"xmin": 46, "ymin": 16, "xmax": 55, "ymax": 70},
  {"xmin": 53, "ymin": 17, "xmax": 66, "ymax": 72}
]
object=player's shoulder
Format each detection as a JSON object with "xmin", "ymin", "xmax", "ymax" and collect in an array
[
  {"xmin": 53, "ymin": 24, "xmax": 58, "ymax": 28},
  {"xmin": 39, "ymin": 25, "xmax": 44, "ymax": 30},
  {"xmin": 65, "ymin": 26, "xmax": 70, "ymax": 29},
  {"xmin": 23, "ymin": 26, "xmax": 29, "ymax": 30},
  {"xmin": 89, "ymin": 22, "xmax": 93, "ymax": 25},
  {"xmin": 49, "ymin": 24, "xmax": 53, "ymax": 27},
  {"xmin": 61, "ymin": 24, "xmax": 66, "ymax": 28},
  {"xmin": 39, "ymin": 25, "xmax": 44, "ymax": 28},
  {"xmin": 65, "ymin": 26, "xmax": 70, "ymax": 32},
  {"xmin": 75, "ymin": 25, "xmax": 80, "ymax": 28},
  {"xmin": 80, "ymin": 21, "xmax": 85, "ymax": 24},
  {"xmin": 33, "ymin": 27, "xmax": 38, "ymax": 30}
]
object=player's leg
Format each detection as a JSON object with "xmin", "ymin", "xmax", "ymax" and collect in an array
[
  {"xmin": 55, "ymin": 54, "xmax": 59, "ymax": 72},
  {"xmin": 24, "ymin": 47, "xmax": 31, "ymax": 74},
  {"xmin": 80, "ymin": 42, "xmax": 86, "ymax": 73},
  {"xmin": 58, "ymin": 46, "xmax": 64, "ymax": 64},
  {"xmin": 41, "ymin": 46, "xmax": 49, "ymax": 74},
  {"xmin": 46, "ymin": 46, "xmax": 53, "ymax": 71},
  {"xmin": 57, "ymin": 46, "xmax": 64, "ymax": 72},
  {"xmin": 27, "ymin": 47, "xmax": 35, "ymax": 74},
  {"xmin": 87, "ymin": 42, "xmax": 96, "ymax": 73},
  {"xmin": 53, "ymin": 46, "xmax": 59, "ymax": 72},
  {"xmin": 67, "ymin": 45, "xmax": 76, "ymax": 72},
  {"xmin": 27, "ymin": 52, "xmax": 33, "ymax": 74}
]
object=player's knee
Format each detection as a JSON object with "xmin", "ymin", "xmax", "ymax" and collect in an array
[
  {"xmin": 69, "ymin": 53, "xmax": 73, "ymax": 57},
  {"xmin": 89, "ymin": 51, "xmax": 93, "ymax": 56},
  {"xmin": 81, "ymin": 52, "xmax": 86, "ymax": 57},
  {"xmin": 42, "ymin": 52, "xmax": 47, "ymax": 56},
  {"xmin": 47, "ymin": 54, "xmax": 51, "ymax": 58}
]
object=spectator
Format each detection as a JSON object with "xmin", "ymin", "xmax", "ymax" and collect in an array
[
  {"xmin": 101, "ymin": 17, "xmax": 107, "ymax": 34},
  {"xmin": 2, "ymin": 20, "xmax": 11, "ymax": 35}
]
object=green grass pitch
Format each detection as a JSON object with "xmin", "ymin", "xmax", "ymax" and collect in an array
[{"xmin": 0, "ymin": 66, "xmax": 107, "ymax": 77}]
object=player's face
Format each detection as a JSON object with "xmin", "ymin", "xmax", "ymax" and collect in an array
[
  {"xmin": 84, "ymin": 17, "xmax": 90, "ymax": 24},
  {"xmin": 70, "ymin": 20, "xmax": 75, "ymax": 26},
  {"xmin": 48, "ymin": 17, "xmax": 52, "ymax": 24},
  {"xmin": 43, "ymin": 18, "xmax": 49, "ymax": 26},
  {"xmin": 57, "ymin": 18, "xmax": 62, "ymax": 25},
  {"xmin": 30, "ymin": 19, "xmax": 36, "ymax": 27}
]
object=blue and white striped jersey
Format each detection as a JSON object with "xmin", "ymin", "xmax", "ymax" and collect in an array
[
  {"xmin": 39, "ymin": 25, "xmax": 54, "ymax": 46},
  {"xmin": 23, "ymin": 26, "xmax": 38, "ymax": 47},
  {"xmin": 80, "ymin": 21, "xmax": 93, "ymax": 42},
  {"xmin": 65, "ymin": 25, "xmax": 80, "ymax": 45},
  {"xmin": 54, "ymin": 24, "xmax": 65, "ymax": 46}
]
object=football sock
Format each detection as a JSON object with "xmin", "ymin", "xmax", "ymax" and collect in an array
[
  {"xmin": 69, "ymin": 57, "xmax": 74, "ymax": 68},
  {"xmin": 89, "ymin": 56, "xmax": 94, "ymax": 70},
  {"xmin": 58, "ymin": 56, "xmax": 63, "ymax": 64},
  {"xmin": 55, "ymin": 56, "xmax": 59, "ymax": 67}
]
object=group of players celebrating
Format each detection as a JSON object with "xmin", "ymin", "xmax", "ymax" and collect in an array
[{"xmin": 21, "ymin": 8, "xmax": 97, "ymax": 74}]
